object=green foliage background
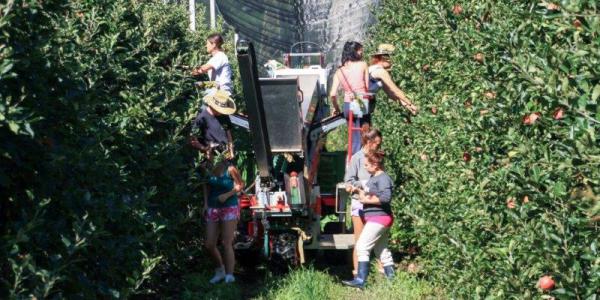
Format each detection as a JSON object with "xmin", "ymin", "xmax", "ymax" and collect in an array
[
  {"xmin": 0, "ymin": 0, "xmax": 219, "ymax": 297},
  {"xmin": 1, "ymin": 0, "xmax": 599, "ymax": 299},
  {"xmin": 370, "ymin": 0, "xmax": 599, "ymax": 298}
]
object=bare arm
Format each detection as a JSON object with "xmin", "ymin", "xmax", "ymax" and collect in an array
[
  {"xmin": 363, "ymin": 62, "xmax": 370, "ymax": 92},
  {"xmin": 228, "ymin": 165, "xmax": 244, "ymax": 190},
  {"xmin": 191, "ymin": 63, "xmax": 214, "ymax": 76},
  {"xmin": 358, "ymin": 189, "xmax": 381, "ymax": 205},
  {"xmin": 329, "ymin": 70, "xmax": 341, "ymax": 113},
  {"xmin": 217, "ymin": 166, "xmax": 244, "ymax": 203},
  {"xmin": 357, "ymin": 175, "xmax": 392, "ymax": 205},
  {"xmin": 190, "ymin": 136, "xmax": 209, "ymax": 152},
  {"xmin": 376, "ymin": 69, "xmax": 418, "ymax": 114}
]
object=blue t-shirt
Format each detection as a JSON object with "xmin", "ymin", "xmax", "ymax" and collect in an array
[
  {"xmin": 207, "ymin": 167, "xmax": 238, "ymax": 208},
  {"xmin": 192, "ymin": 106, "xmax": 232, "ymax": 149}
]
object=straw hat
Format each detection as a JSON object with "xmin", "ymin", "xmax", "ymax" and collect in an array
[
  {"xmin": 371, "ymin": 43, "xmax": 395, "ymax": 56},
  {"xmin": 203, "ymin": 89, "xmax": 236, "ymax": 115}
]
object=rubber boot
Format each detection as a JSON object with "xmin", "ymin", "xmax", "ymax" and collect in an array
[
  {"xmin": 342, "ymin": 261, "xmax": 369, "ymax": 289},
  {"xmin": 383, "ymin": 265, "xmax": 395, "ymax": 279}
]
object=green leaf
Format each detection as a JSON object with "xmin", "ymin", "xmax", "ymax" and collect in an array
[
  {"xmin": 592, "ymin": 85, "xmax": 600, "ymax": 102},
  {"xmin": 8, "ymin": 121, "xmax": 19, "ymax": 133},
  {"xmin": 61, "ymin": 235, "xmax": 72, "ymax": 248},
  {"xmin": 1, "ymin": 62, "xmax": 14, "ymax": 75}
]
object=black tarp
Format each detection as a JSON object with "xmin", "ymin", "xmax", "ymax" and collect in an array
[{"xmin": 216, "ymin": 0, "xmax": 380, "ymax": 66}]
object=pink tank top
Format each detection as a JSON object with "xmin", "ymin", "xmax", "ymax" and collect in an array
[{"xmin": 338, "ymin": 64, "xmax": 367, "ymax": 103}]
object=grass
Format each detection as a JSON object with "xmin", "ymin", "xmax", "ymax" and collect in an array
[
  {"xmin": 180, "ymin": 271, "xmax": 243, "ymax": 300},
  {"xmin": 180, "ymin": 262, "xmax": 443, "ymax": 300},
  {"xmin": 256, "ymin": 265, "xmax": 443, "ymax": 300}
]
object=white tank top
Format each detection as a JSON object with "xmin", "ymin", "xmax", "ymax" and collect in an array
[{"xmin": 368, "ymin": 65, "xmax": 384, "ymax": 94}]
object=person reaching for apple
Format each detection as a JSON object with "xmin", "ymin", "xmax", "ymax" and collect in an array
[{"xmin": 368, "ymin": 43, "xmax": 418, "ymax": 115}]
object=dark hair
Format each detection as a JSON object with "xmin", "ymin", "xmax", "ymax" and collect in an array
[
  {"xmin": 365, "ymin": 150, "xmax": 385, "ymax": 169},
  {"xmin": 207, "ymin": 33, "xmax": 224, "ymax": 49},
  {"xmin": 341, "ymin": 41, "xmax": 363, "ymax": 66},
  {"xmin": 361, "ymin": 125, "xmax": 382, "ymax": 146}
]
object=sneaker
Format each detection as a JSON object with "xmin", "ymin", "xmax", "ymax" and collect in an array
[
  {"xmin": 209, "ymin": 267, "xmax": 226, "ymax": 284},
  {"xmin": 224, "ymin": 274, "xmax": 236, "ymax": 283}
]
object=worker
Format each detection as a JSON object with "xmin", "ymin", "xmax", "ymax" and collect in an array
[
  {"xmin": 189, "ymin": 90, "xmax": 236, "ymax": 161},
  {"xmin": 344, "ymin": 127, "xmax": 382, "ymax": 278},
  {"xmin": 368, "ymin": 43, "xmax": 418, "ymax": 115},
  {"xmin": 329, "ymin": 41, "xmax": 371, "ymax": 156},
  {"xmin": 192, "ymin": 33, "xmax": 233, "ymax": 94},
  {"xmin": 343, "ymin": 151, "xmax": 396, "ymax": 289},
  {"xmin": 203, "ymin": 158, "xmax": 244, "ymax": 284}
]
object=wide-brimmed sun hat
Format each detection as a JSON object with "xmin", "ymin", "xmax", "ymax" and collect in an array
[
  {"xmin": 371, "ymin": 43, "xmax": 396, "ymax": 56},
  {"xmin": 203, "ymin": 89, "xmax": 236, "ymax": 115}
]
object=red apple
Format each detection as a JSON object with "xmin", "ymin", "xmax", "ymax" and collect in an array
[
  {"xmin": 473, "ymin": 52, "xmax": 484, "ymax": 63},
  {"xmin": 553, "ymin": 107, "xmax": 564, "ymax": 120},
  {"xmin": 463, "ymin": 152, "xmax": 471, "ymax": 162},
  {"xmin": 431, "ymin": 106, "xmax": 438, "ymax": 114},
  {"xmin": 484, "ymin": 91, "xmax": 496, "ymax": 100},
  {"xmin": 407, "ymin": 262, "xmax": 419, "ymax": 273},
  {"xmin": 523, "ymin": 112, "xmax": 541, "ymax": 125},
  {"xmin": 452, "ymin": 4, "xmax": 463, "ymax": 15},
  {"xmin": 538, "ymin": 275, "xmax": 555, "ymax": 291},
  {"xmin": 506, "ymin": 197, "xmax": 516, "ymax": 209},
  {"xmin": 573, "ymin": 19, "xmax": 582, "ymax": 29},
  {"xmin": 547, "ymin": 3, "xmax": 560, "ymax": 11}
]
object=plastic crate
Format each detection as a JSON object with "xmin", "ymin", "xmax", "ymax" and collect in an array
[{"xmin": 317, "ymin": 151, "xmax": 346, "ymax": 194}]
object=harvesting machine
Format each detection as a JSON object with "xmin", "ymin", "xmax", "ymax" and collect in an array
[{"xmin": 229, "ymin": 41, "xmax": 352, "ymax": 265}]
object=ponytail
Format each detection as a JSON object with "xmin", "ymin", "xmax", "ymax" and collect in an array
[
  {"xmin": 361, "ymin": 125, "xmax": 382, "ymax": 147},
  {"xmin": 207, "ymin": 33, "xmax": 224, "ymax": 49}
]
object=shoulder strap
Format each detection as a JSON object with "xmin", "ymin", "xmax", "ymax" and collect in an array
[{"xmin": 338, "ymin": 68, "xmax": 354, "ymax": 92}]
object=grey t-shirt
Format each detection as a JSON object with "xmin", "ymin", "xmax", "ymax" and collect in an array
[
  {"xmin": 344, "ymin": 150, "xmax": 370, "ymax": 189},
  {"xmin": 363, "ymin": 172, "xmax": 394, "ymax": 217}
]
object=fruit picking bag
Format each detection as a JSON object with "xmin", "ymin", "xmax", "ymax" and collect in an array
[
  {"xmin": 349, "ymin": 93, "xmax": 370, "ymax": 118},
  {"xmin": 339, "ymin": 69, "xmax": 371, "ymax": 118}
]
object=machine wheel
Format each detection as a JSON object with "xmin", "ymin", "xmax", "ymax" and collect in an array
[{"xmin": 269, "ymin": 232, "xmax": 298, "ymax": 274}]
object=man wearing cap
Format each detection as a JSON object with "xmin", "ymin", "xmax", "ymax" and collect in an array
[
  {"xmin": 190, "ymin": 89, "xmax": 237, "ymax": 160},
  {"xmin": 369, "ymin": 43, "xmax": 418, "ymax": 115}
]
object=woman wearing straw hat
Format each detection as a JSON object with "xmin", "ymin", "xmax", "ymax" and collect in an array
[
  {"xmin": 368, "ymin": 43, "xmax": 418, "ymax": 115},
  {"xmin": 190, "ymin": 89, "xmax": 237, "ymax": 161}
]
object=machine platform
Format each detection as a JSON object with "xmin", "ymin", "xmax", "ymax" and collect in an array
[{"xmin": 312, "ymin": 233, "xmax": 355, "ymax": 250}]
